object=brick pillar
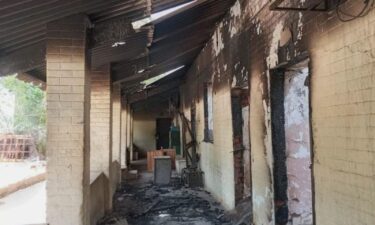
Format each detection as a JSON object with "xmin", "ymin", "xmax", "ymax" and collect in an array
[
  {"xmin": 90, "ymin": 65, "xmax": 112, "ymax": 211},
  {"xmin": 111, "ymin": 84, "xmax": 121, "ymax": 190},
  {"xmin": 120, "ymin": 96, "xmax": 127, "ymax": 169},
  {"xmin": 46, "ymin": 15, "xmax": 90, "ymax": 225},
  {"xmin": 129, "ymin": 108, "xmax": 134, "ymax": 161},
  {"xmin": 126, "ymin": 104, "xmax": 131, "ymax": 165}
]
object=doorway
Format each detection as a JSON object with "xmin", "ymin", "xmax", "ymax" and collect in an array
[
  {"xmin": 156, "ymin": 118, "xmax": 171, "ymax": 149},
  {"xmin": 270, "ymin": 59, "xmax": 314, "ymax": 225},
  {"xmin": 231, "ymin": 88, "xmax": 251, "ymax": 205}
]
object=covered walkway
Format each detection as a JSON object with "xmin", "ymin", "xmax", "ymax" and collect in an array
[
  {"xmin": 0, "ymin": 0, "xmax": 375, "ymax": 225},
  {"xmin": 99, "ymin": 172, "xmax": 234, "ymax": 225}
]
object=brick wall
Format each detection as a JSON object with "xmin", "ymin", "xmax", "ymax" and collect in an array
[
  {"xmin": 126, "ymin": 104, "xmax": 131, "ymax": 161},
  {"xmin": 46, "ymin": 15, "xmax": 90, "ymax": 225},
  {"xmin": 310, "ymin": 10, "xmax": 375, "ymax": 225},
  {"xmin": 111, "ymin": 84, "xmax": 121, "ymax": 191},
  {"xmin": 182, "ymin": 0, "xmax": 375, "ymax": 224},
  {"xmin": 120, "ymin": 97, "xmax": 127, "ymax": 168},
  {"xmin": 90, "ymin": 65, "xmax": 111, "ymax": 182},
  {"xmin": 90, "ymin": 65, "xmax": 112, "ymax": 213}
]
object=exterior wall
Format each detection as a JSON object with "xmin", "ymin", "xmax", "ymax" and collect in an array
[
  {"xmin": 133, "ymin": 113, "xmax": 156, "ymax": 154},
  {"xmin": 180, "ymin": 43, "xmax": 236, "ymax": 210},
  {"xmin": 183, "ymin": 0, "xmax": 375, "ymax": 224},
  {"xmin": 309, "ymin": 11, "xmax": 375, "ymax": 225},
  {"xmin": 45, "ymin": 15, "xmax": 90, "ymax": 225}
]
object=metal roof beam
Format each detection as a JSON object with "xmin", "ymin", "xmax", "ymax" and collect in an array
[
  {"xmin": 0, "ymin": 42, "xmax": 45, "ymax": 77},
  {"xmin": 127, "ymin": 78, "xmax": 181, "ymax": 104}
]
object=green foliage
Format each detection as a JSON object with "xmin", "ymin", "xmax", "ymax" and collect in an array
[{"xmin": 0, "ymin": 75, "xmax": 46, "ymax": 155}]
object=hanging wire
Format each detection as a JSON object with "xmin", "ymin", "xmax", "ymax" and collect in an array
[{"xmin": 336, "ymin": 0, "xmax": 374, "ymax": 22}]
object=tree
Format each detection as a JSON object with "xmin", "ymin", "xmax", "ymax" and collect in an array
[{"xmin": 0, "ymin": 75, "xmax": 46, "ymax": 156}]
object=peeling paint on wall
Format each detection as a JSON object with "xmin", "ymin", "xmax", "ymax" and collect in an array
[
  {"xmin": 284, "ymin": 67, "xmax": 313, "ymax": 225},
  {"xmin": 233, "ymin": 62, "xmax": 249, "ymax": 88},
  {"xmin": 256, "ymin": 22, "xmax": 262, "ymax": 35},
  {"xmin": 267, "ymin": 22, "xmax": 284, "ymax": 69},
  {"xmin": 232, "ymin": 76, "xmax": 237, "ymax": 88},
  {"xmin": 212, "ymin": 24, "xmax": 224, "ymax": 56},
  {"xmin": 229, "ymin": 0, "xmax": 241, "ymax": 38},
  {"xmin": 296, "ymin": 12, "xmax": 303, "ymax": 42},
  {"xmin": 242, "ymin": 105, "xmax": 251, "ymax": 197}
]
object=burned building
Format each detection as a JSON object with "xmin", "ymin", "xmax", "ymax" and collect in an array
[{"xmin": 0, "ymin": 0, "xmax": 374, "ymax": 225}]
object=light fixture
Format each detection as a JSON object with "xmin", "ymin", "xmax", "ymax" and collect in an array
[
  {"xmin": 112, "ymin": 41, "xmax": 126, "ymax": 47},
  {"xmin": 141, "ymin": 65, "xmax": 185, "ymax": 87},
  {"xmin": 132, "ymin": 1, "xmax": 196, "ymax": 29}
]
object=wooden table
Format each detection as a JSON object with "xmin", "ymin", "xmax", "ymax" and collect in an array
[{"xmin": 147, "ymin": 149, "xmax": 176, "ymax": 171}]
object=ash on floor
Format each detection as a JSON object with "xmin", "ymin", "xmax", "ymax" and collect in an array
[{"xmin": 98, "ymin": 173, "xmax": 235, "ymax": 225}]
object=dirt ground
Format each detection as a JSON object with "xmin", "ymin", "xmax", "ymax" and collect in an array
[{"xmin": 98, "ymin": 172, "xmax": 247, "ymax": 225}]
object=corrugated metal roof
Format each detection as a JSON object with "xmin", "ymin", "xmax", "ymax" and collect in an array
[
  {"xmin": 111, "ymin": 0, "xmax": 235, "ymax": 86},
  {"xmin": 0, "ymin": 0, "xmax": 139, "ymax": 55},
  {"xmin": 0, "ymin": 0, "xmax": 235, "ymax": 102},
  {"xmin": 0, "ymin": 0, "xmax": 196, "ymax": 56}
]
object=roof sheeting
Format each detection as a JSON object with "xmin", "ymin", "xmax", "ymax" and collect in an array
[
  {"xmin": 111, "ymin": 0, "xmax": 235, "ymax": 87},
  {"xmin": 0, "ymin": 0, "xmax": 138, "ymax": 55},
  {"xmin": 0, "ymin": 0, "xmax": 235, "ymax": 101}
]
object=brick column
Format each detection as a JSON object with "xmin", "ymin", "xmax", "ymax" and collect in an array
[
  {"xmin": 111, "ymin": 84, "xmax": 121, "ymax": 190},
  {"xmin": 46, "ymin": 15, "xmax": 90, "ymax": 225},
  {"xmin": 126, "ymin": 104, "xmax": 131, "ymax": 158},
  {"xmin": 120, "ymin": 97, "xmax": 127, "ymax": 169},
  {"xmin": 90, "ymin": 65, "xmax": 112, "ymax": 211},
  {"xmin": 129, "ymin": 108, "xmax": 134, "ymax": 161}
]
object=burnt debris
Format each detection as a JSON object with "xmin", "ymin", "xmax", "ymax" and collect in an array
[{"xmin": 98, "ymin": 174, "xmax": 234, "ymax": 225}]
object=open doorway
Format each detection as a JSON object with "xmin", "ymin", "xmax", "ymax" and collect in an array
[
  {"xmin": 270, "ymin": 59, "xmax": 314, "ymax": 225},
  {"xmin": 0, "ymin": 75, "xmax": 47, "ymax": 225},
  {"xmin": 156, "ymin": 118, "xmax": 172, "ymax": 149},
  {"xmin": 231, "ymin": 88, "xmax": 251, "ymax": 205}
]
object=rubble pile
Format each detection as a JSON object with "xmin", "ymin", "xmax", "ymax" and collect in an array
[{"xmin": 99, "ymin": 175, "xmax": 234, "ymax": 225}]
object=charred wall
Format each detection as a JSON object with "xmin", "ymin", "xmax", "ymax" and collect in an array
[{"xmin": 181, "ymin": 0, "xmax": 375, "ymax": 224}]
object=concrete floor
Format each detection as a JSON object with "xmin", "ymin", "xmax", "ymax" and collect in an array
[
  {"xmin": 98, "ymin": 172, "xmax": 234, "ymax": 225},
  {"xmin": 0, "ymin": 181, "xmax": 46, "ymax": 225}
]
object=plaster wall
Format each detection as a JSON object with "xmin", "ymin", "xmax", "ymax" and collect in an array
[
  {"xmin": 133, "ymin": 113, "xmax": 156, "ymax": 154},
  {"xmin": 182, "ymin": 0, "xmax": 375, "ymax": 224}
]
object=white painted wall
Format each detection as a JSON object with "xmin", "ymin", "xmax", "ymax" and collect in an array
[
  {"xmin": 182, "ymin": 84, "xmax": 235, "ymax": 210},
  {"xmin": 133, "ymin": 114, "xmax": 156, "ymax": 154}
]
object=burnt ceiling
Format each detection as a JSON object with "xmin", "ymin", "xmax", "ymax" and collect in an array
[{"xmin": 0, "ymin": 0, "xmax": 236, "ymax": 104}]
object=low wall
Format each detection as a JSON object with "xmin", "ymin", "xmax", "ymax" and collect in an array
[
  {"xmin": 90, "ymin": 173, "xmax": 109, "ymax": 225},
  {"xmin": 0, "ymin": 172, "xmax": 46, "ymax": 198},
  {"xmin": 111, "ymin": 161, "xmax": 121, "ymax": 194}
]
